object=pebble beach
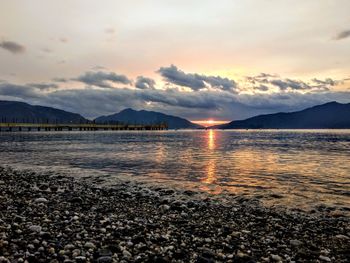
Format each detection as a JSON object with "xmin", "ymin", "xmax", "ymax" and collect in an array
[{"xmin": 0, "ymin": 166, "xmax": 349, "ymax": 263}]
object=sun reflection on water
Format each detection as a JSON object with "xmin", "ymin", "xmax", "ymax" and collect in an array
[
  {"xmin": 208, "ymin": 129, "xmax": 215, "ymax": 150},
  {"xmin": 201, "ymin": 129, "xmax": 222, "ymax": 194},
  {"xmin": 0, "ymin": 130, "xmax": 349, "ymax": 212}
]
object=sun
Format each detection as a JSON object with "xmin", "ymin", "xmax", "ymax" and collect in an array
[
  {"xmin": 206, "ymin": 119, "xmax": 215, "ymax": 125},
  {"xmin": 191, "ymin": 119, "xmax": 229, "ymax": 127}
]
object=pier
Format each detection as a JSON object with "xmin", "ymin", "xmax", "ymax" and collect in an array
[{"xmin": 0, "ymin": 122, "xmax": 168, "ymax": 132}]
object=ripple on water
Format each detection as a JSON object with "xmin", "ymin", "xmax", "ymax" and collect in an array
[{"xmin": 0, "ymin": 129, "xmax": 349, "ymax": 213}]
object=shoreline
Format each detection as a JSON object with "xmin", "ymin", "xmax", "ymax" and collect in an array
[{"xmin": 0, "ymin": 166, "xmax": 349, "ymax": 262}]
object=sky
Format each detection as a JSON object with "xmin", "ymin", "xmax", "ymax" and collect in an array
[{"xmin": 0, "ymin": 0, "xmax": 350, "ymax": 121}]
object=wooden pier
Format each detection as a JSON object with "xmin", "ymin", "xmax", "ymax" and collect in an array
[{"xmin": 0, "ymin": 123, "xmax": 168, "ymax": 132}]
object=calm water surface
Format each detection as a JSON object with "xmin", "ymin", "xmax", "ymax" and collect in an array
[{"xmin": 0, "ymin": 130, "xmax": 349, "ymax": 211}]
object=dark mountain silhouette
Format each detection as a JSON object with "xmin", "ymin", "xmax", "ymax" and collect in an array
[
  {"xmin": 0, "ymin": 100, "xmax": 88, "ymax": 123},
  {"xmin": 95, "ymin": 108, "xmax": 202, "ymax": 129},
  {"xmin": 211, "ymin": 102, "xmax": 350, "ymax": 129}
]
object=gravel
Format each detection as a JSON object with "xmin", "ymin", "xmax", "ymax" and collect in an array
[{"xmin": 0, "ymin": 166, "xmax": 349, "ymax": 262}]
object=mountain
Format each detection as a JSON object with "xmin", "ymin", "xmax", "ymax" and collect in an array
[
  {"xmin": 0, "ymin": 100, "xmax": 88, "ymax": 123},
  {"xmin": 211, "ymin": 101, "xmax": 350, "ymax": 129},
  {"xmin": 95, "ymin": 108, "xmax": 202, "ymax": 129}
]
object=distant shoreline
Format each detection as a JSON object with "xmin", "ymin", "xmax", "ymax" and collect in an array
[{"xmin": 0, "ymin": 166, "xmax": 349, "ymax": 262}]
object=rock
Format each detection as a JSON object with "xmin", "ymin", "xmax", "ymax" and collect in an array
[
  {"xmin": 319, "ymin": 255, "xmax": 331, "ymax": 262},
  {"xmin": 84, "ymin": 242, "xmax": 95, "ymax": 249},
  {"xmin": 72, "ymin": 249, "xmax": 81, "ymax": 257},
  {"xmin": 159, "ymin": 204, "xmax": 170, "ymax": 213},
  {"xmin": 75, "ymin": 256, "xmax": 87, "ymax": 262},
  {"xmin": 122, "ymin": 249, "xmax": 132, "ymax": 258},
  {"xmin": 38, "ymin": 184, "xmax": 49, "ymax": 190},
  {"xmin": 70, "ymin": 197, "xmax": 83, "ymax": 203},
  {"xmin": 97, "ymin": 248, "xmax": 112, "ymax": 257},
  {"xmin": 290, "ymin": 239, "xmax": 303, "ymax": 246},
  {"xmin": 34, "ymin": 197, "xmax": 48, "ymax": 203},
  {"xmin": 335, "ymin": 234, "xmax": 349, "ymax": 240},
  {"xmin": 50, "ymin": 185, "xmax": 59, "ymax": 192},
  {"xmin": 64, "ymin": 244, "xmax": 75, "ymax": 250},
  {"xmin": 27, "ymin": 244, "xmax": 35, "ymax": 250},
  {"xmin": 231, "ymin": 231, "xmax": 241, "ymax": 237},
  {"xmin": 29, "ymin": 225, "xmax": 42, "ymax": 233},
  {"xmin": 39, "ymin": 231, "xmax": 51, "ymax": 239},
  {"xmin": 97, "ymin": 256, "xmax": 113, "ymax": 263},
  {"xmin": 271, "ymin": 254, "xmax": 282, "ymax": 262}
]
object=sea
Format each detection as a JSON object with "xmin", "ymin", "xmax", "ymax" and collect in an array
[{"xmin": 0, "ymin": 129, "xmax": 349, "ymax": 212}]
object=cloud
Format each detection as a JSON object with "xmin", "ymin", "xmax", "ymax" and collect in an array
[
  {"xmin": 311, "ymin": 78, "xmax": 337, "ymax": 86},
  {"xmin": 157, "ymin": 65, "xmax": 205, "ymax": 90},
  {"xmin": 244, "ymin": 73, "xmax": 338, "ymax": 93},
  {"xmin": 0, "ymin": 40, "xmax": 25, "ymax": 54},
  {"xmin": 135, "ymin": 76, "xmax": 156, "ymax": 89},
  {"xmin": 1, "ymin": 68, "xmax": 348, "ymax": 120},
  {"xmin": 52, "ymin": 77, "xmax": 68, "ymax": 83},
  {"xmin": 334, "ymin": 30, "xmax": 350, "ymax": 40},
  {"xmin": 254, "ymin": 85, "xmax": 269, "ymax": 91},
  {"xmin": 270, "ymin": 79, "xmax": 310, "ymax": 91},
  {"xmin": 74, "ymin": 71, "xmax": 132, "ymax": 88},
  {"xmin": 0, "ymin": 83, "xmax": 39, "ymax": 98},
  {"xmin": 201, "ymin": 75, "xmax": 237, "ymax": 92},
  {"xmin": 1, "ymin": 78, "xmax": 350, "ymax": 121},
  {"xmin": 28, "ymin": 83, "xmax": 58, "ymax": 90},
  {"xmin": 157, "ymin": 65, "xmax": 237, "ymax": 92}
]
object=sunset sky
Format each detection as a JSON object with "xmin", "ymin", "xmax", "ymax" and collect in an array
[{"xmin": 0, "ymin": 0, "xmax": 349, "ymax": 121}]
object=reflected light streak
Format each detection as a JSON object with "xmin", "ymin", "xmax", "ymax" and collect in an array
[
  {"xmin": 208, "ymin": 129, "xmax": 215, "ymax": 150},
  {"xmin": 200, "ymin": 129, "xmax": 220, "ymax": 193}
]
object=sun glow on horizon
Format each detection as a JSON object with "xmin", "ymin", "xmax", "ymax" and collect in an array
[{"xmin": 192, "ymin": 119, "xmax": 229, "ymax": 127}]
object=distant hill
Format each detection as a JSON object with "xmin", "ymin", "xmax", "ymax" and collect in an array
[
  {"xmin": 95, "ymin": 108, "xmax": 202, "ymax": 129},
  {"xmin": 211, "ymin": 102, "xmax": 350, "ymax": 129},
  {"xmin": 0, "ymin": 100, "xmax": 88, "ymax": 123}
]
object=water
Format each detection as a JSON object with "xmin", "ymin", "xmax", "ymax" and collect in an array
[{"xmin": 0, "ymin": 130, "xmax": 349, "ymax": 212}]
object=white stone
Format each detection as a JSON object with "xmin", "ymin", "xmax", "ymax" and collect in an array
[
  {"xmin": 122, "ymin": 249, "xmax": 132, "ymax": 258},
  {"xmin": 34, "ymin": 198, "xmax": 48, "ymax": 203},
  {"xmin": 319, "ymin": 255, "xmax": 331, "ymax": 262},
  {"xmin": 271, "ymin": 254, "xmax": 282, "ymax": 262},
  {"xmin": 29, "ymin": 225, "xmax": 42, "ymax": 233},
  {"xmin": 84, "ymin": 242, "xmax": 95, "ymax": 249}
]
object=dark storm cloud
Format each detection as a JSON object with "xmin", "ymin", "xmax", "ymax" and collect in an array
[
  {"xmin": 74, "ymin": 71, "xmax": 132, "ymax": 88},
  {"xmin": 0, "ymin": 41, "xmax": 25, "ymax": 54},
  {"xmin": 157, "ymin": 65, "xmax": 237, "ymax": 92},
  {"xmin": 334, "ymin": 30, "xmax": 350, "ymax": 40},
  {"xmin": 135, "ymin": 76, "xmax": 156, "ymax": 89}
]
